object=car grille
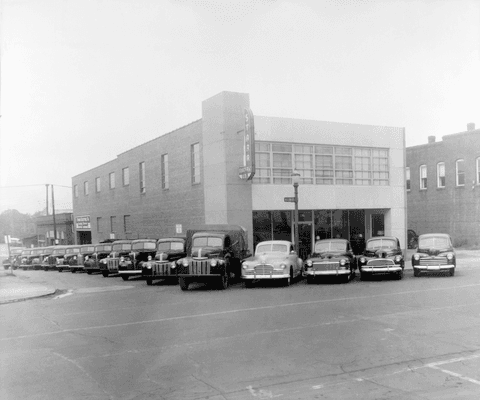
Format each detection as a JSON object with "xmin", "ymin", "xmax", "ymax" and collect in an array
[
  {"xmin": 108, "ymin": 259, "xmax": 119, "ymax": 270},
  {"xmin": 313, "ymin": 262, "xmax": 338, "ymax": 271},
  {"xmin": 367, "ymin": 259, "xmax": 395, "ymax": 266},
  {"xmin": 189, "ymin": 260, "xmax": 211, "ymax": 275},
  {"xmin": 419, "ymin": 257, "xmax": 448, "ymax": 266},
  {"xmin": 153, "ymin": 261, "xmax": 172, "ymax": 275}
]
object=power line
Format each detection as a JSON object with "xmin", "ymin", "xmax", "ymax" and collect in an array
[{"xmin": 0, "ymin": 184, "xmax": 72, "ymax": 189}]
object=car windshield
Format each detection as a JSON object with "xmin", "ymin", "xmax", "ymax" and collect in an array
[
  {"xmin": 132, "ymin": 242, "xmax": 156, "ymax": 250},
  {"xmin": 66, "ymin": 248, "xmax": 80, "ymax": 254},
  {"xmin": 52, "ymin": 249, "xmax": 66, "ymax": 255},
  {"xmin": 314, "ymin": 241, "xmax": 346, "ymax": 252},
  {"xmin": 112, "ymin": 244, "xmax": 131, "ymax": 251},
  {"xmin": 83, "ymin": 246, "xmax": 95, "ymax": 252},
  {"xmin": 96, "ymin": 245, "xmax": 112, "ymax": 252},
  {"xmin": 366, "ymin": 239, "xmax": 397, "ymax": 250},
  {"xmin": 157, "ymin": 241, "xmax": 184, "ymax": 251},
  {"xmin": 256, "ymin": 243, "xmax": 288, "ymax": 254},
  {"xmin": 419, "ymin": 236, "xmax": 450, "ymax": 249},
  {"xmin": 193, "ymin": 237, "xmax": 223, "ymax": 247}
]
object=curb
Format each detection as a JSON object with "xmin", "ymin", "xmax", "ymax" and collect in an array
[{"xmin": 0, "ymin": 288, "xmax": 60, "ymax": 305}]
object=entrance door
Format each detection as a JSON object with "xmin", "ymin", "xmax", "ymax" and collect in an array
[
  {"xmin": 298, "ymin": 223, "xmax": 312, "ymax": 261},
  {"xmin": 372, "ymin": 214, "xmax": 385, "ymax": 237},
  {"xmin": 77, "ymin": 231, "xmax": 92, "ymax": 245}
]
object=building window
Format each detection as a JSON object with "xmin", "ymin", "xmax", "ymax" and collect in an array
[
  {"xmin": 477, "ymin": 157, "xmax": 480, "ymax": 185},
  {"xmin": 84, "ymin": 181, "xmax": 89, "ymax": 196},
  {"xmin": 109, "ymin": 172, "xmax": 115, "ymax": 189},
  {"xmin": 139, "ymin": 162, "xmax": 146, "ymax": 193},
  {"xmin": 406, "ymin": 167, "xmax": 410, "ymax": 191},
  {"xmin": 95, "ymin": 177, "xmax": 101, "ymax": 192},
  {"xmin": 334, "ymin": 147, "xmax": 353, "ymax": 185},
  {"xmin": 122, "ymin": 167, "xmax": 130, "ymax": 186},
  {"xmin": 74, "ymin": 185, "xmax": 78, "ymax": 198},
  {"xmin": 456, "ymin": 159, "xmax": 465, "ymax": 186},
  {"xmin": 372, "ymin": 149, "xmax": 389, "ymax": 185},
  {"xmin": 419, "ymin": 165, "xmax": 427, "ymax": 190},
  {"xmin": 124, "ymin": 215, "xmax": 131, "ymax": 233},
  {"xmin": 110, "ymin": 216, "xmax": 116, "ymax": 233},
  {"xmin": 97, "ymin": 217, "xmax": 102, "ymax": 233},
  {"xmin": 191, "ymin": 143, "xmax": 200, "ymax": 184},
  {"xmin": 437, "ymin": 162, "xmax": 445, "ymax": 188},
  {"xmin": 294, "ymin": 145, "xmax": 313, "ymax": 184},
  {"xmin": 315, "ymin": 146, "xmax": 334, "ymax": 185},
  {"xmin": 161, "ymin": 154, "xmax": 169, "ymax": 189},
  {"xmin": 354, "ymin": 148, "xmax": 371, "ymax": 185}
]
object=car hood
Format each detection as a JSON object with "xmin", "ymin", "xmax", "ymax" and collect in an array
[
  {"xmin": 416, "ymin": 248, "xmax": 453, "ymax": 257},
  {"xmin": 191, "ymin": 247, "xmax": 223, "ymax": 258},
  {"xmin": 363, "ymin": 249, "xmax": 399, "ymax": 258},
  {"xmin": 309, "ymin": 251, "xmax": 349, "ymax": 260},
  {"xmin": 154, "ymin": 250, "xmax": 185, "ymax": 261}
]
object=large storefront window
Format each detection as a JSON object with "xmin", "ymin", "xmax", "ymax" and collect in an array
[
  {"xmin": 272, "ymin": 211, "xmax": 292, "ymax": 241},
  {"xmin": 252, "ymin": 211, "xmax": 272, "ymax": 248}
]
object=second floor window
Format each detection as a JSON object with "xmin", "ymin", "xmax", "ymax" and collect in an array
[
  {"xmin": 124, "ymin": 215, "xmax": 131, "ymax": 233},
  {"xmin": 477, "ymin": 157, "xmax": 480, "ymax": 185},
  {"xmin": 420, "ymin": 165, "xmax": 427, "ymax": 190},
  {"xmin": 191, "ymin": 143, "xmax": 200, "ymax": 184},
  {"xmin": 97, "ymin": 217, "xmax": 102, "ymax": 233},
  {"xmin": 437, "ymin": 162, "xmax": 445, "ymax": 188},
  {"xmin": 139, "ymin": 162, "xmax": 146, "ymax": 193},
  {"xmin": 95, "ymin": 177, "xmax": 101, "ymax": 192},
  {"xmin": 109, "ymin": 172, "xmax": 115, "ymax": 189},
  {"xmin": 74, "ymin": 185, "xmax": 78, "ymax": 198},
  {"xmin": 161, "ymin": 154, "xmax": 169, "ymax": 189},
  {"xmin": 110, "ymin": 216, "xmax": 116, "ymax": 233},
  {"xmin": 84, "ymin": 181, "xmax": 89, "ymax": 195},
  {"xmin": 456, "ymin": 159, "xmax": 465, "ymax": 186},
  {"xmin": 122, "ymin": 167, "xmax": 129, "ymax": 186},
  {"xmin": 406, "ymin": 167, "xmax": 410, "ymax": 191}
]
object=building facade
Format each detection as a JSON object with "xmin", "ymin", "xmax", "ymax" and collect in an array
[
  {"xmin": 406, "ymin": 123, "xmax": 480, "ymax": 247},
  {"xmin": 72, "ymin": 91, "xmax": 406, "ymax": 258},
  {"xmin": 36, "ymin": 212, "xmax": 75, "ymax": 246}
]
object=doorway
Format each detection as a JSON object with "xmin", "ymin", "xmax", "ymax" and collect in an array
[
  {"xmin": 77, "ymin": 231, "xmax": 92, "ymax": 245},
  {"xmin": 298, "ymin": 223, "xmax": 312, "ymax": 260}
]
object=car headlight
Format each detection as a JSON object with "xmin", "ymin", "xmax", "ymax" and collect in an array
[
  {"xmin": 281, "ymin": 264, "xmax": 287, "ymax": 269},
  {"xmin": 446, "ymin": 253, "xmax": 454, "ymax": 260},
  {"xmin": 171, "ymin": 262, "xmax": 176, "ymax": 269},
  {"xmin": 73, "ymin": 256, "xmax": 77, "ymax": 260},
  {"xmin": 120, "ymin": 257, "xmax": 125, "ymax": 262},
  {"xmin": 85, "ymin": 256, "xmax": 89, "ymax": 261},
  {"xmin": 360, "ymin": 257, "xmax": 366, "ymax": 263},
  {"xmin": 210, "ymin": 259, "xmax": 217, "ymax": 266},
  {"xmin": 148, "ymin": 255, "xmax": 152, "ymax": 261},
  {"xmin": 218, "ymin": 259, "xmax": 225, "ymax": 265},
  {"xmin": 242, "ymin": 262, "xmax": 248, "ymax": 269},
  {"xmin": 340, "ymin": 259, "xmax": 346, "ymax": 266},
  {"xmin": 182, "ymin": 259, "xmax": 189, "ymax": 267},
  {"xmin": 414, "ymin": 254, "xmax": 420, "ymax": 260},
  {"xmin": 306, "ymin": 260, "xmax": 312, "ymax": 267},
  {"xmin": 146, "ymin": 265, "xmax": 152, "ymax": 269},
  {"xmin": 395, "ymin": 255, "xmax": 402, "ymax": 262}
]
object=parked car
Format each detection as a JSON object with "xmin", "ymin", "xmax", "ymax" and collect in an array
[
  {"xmin": 142, "ymin": 237, "xmax": 186, "ymax": 285},
  {"xmin": 175, "ymin": 225, "xmax": 250, "ymax": 291},
  {"xmin": 357, "ymin": 236, "xmax": 404, "ymax": 280},
  {"xmin": 45, "ymin": 245, "xmax": 69, "ymax": 271},
  {"xmin": 118, "ymin": 238, "xmax": 157, "ymax": 281},
  {"xmin": 2, "ymin": 248, "xmax": 24, "ymax": 270},
  {"xmin": 241, "ymin": 240, "xmax": 303, "ymax": 287},
  {"xmin": 84, "ymin": 243, "xmax": 113, "ymax": 274},
  {"xmin": 411, "ymin": 233, "xmax": 456, "ymax": 277},
  {"xmin": 36, "ymin": 247, "xmax": 54, "ymax": 270},
  {"xmin": 103, "ymin": 240, "xmax": 133, "ymax": 277},
  {"xmin": 64, "ymin": 246, "xmax": 82, "ymax": 273},
  {"xmin": 19, "ymin": 248, "xmax": 35, "ymax": 270},
  {"xmin": 69, "ymin": 244, "xmax": 96, "ymax": 273},
  {"xmin": 303, "ymin": 238, "xmax": 356, "ymax": 283}
]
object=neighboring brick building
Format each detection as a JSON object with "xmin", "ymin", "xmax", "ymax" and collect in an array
[
  {"xmin": 36, "ymin": 212, "xmax": 75, "ymax": 246},
  {"xmin": 72, "ymin": 91, "xmax": 407, "ymax": 257},
  {"xmin": 406, "ymin": 123, "xmax": 480, "ymax": 246}
]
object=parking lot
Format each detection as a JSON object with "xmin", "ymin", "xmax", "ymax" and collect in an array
[{"xmin": 1, "ymin": 250, "xmax": 480, "ymax": 399}]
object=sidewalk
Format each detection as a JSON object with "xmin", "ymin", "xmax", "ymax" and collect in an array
[{"xmin": 0, "ymin": 269, "xmax": 57, "ymax": 304}]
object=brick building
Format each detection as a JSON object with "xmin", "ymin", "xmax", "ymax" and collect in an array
[
  {"xmin": 406, "ymin": 123, "xmax": 480, "ymax": 246},
  {"xmin": 36, "ymin": 212, "xmax": 75, "ymax": 246},
  {"xmin": 72, "ymin": 91, "xmax": 406, "ymax": 258}
]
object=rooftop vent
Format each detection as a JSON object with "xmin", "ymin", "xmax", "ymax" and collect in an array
[
  {"xmin": 467, "ymin": 122, "xmax": 475, "ymax": 131},
  {"xmin": 428, "ymin": 135, "xmax": 436, "ymax": 143}
]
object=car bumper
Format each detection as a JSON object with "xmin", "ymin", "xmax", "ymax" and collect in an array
[
  {"xmin": 304, "ymin": 270, "xmax": 350, "ymax": 276},
  {"xmin": 118, "ymin": 270, "xmax": 142, "ymax": 275},
  {"xmin": 242, "ymin": 273, "xmax": 290, "ymax": 280},
  {"xmin": 360, "ymin": 265, "xmax": 402, "ymax": 273},
  {"xmin": 414, "ymin": 264, "xmax": 455, "ymax": 271}
]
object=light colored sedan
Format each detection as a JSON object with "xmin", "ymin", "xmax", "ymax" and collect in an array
[{"xmin": 241, "ymin": 240, "xmax": 303, "ymax": 287}]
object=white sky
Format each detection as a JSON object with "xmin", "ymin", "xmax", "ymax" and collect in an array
[{"xmin": 1, "ymin": 0, "xmax": 479, "ymax": 214}]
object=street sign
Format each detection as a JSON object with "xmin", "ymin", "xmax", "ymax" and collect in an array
[
  {"xmin": 239, "ymin": 165, "xmax": 253, "ymax": 180},
  {"xmin": 284, "ymin": 197, "xmax": 296, "ymax": 202}
]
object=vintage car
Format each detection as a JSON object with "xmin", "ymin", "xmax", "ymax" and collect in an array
[
  {"xmin": 63, "ymin": 246, "xmax": 82, "ymax": 273},
  {"xmin": 241, "ymin": 240, "xmax": 303, "ymax": 287},
  {"xmin": 2, "ymin": 248, "xmax": 24, "ymax": 270},
  {"xmin": 103, "ymin": 240, "xmax": 133, "ymax": 277},
  {"xmin": 118, "ymin": 238, "xmax": 157, "ymax": 281},
  {"xmin": 357, "ymin": 236, "xmax": 404, "ymax": 280},
  {"xmin": 67, "ymin": 244, "xmax": 96, "ymax": 273},
  {"xmin": 412, "ymin": 233, "xmax": 456, "ymax": 277},
  {"xmin": 35, "ymin": 247, "xmax": 54, "ymax": 270},
  {"xmin": 84, "ymin": 243, "xmax": 113, "ymax": 274},
  {"xmin": 40, "ymin": 247, "xmax": 55, "ymax": 271},
  {"xmin": 142, "ymin": 237, "xmax": 186, "ymax": 285},
  {"xmin": 303, "ymin": 238, "xmax": 356, "ymax": 283},
  {"xmin": 44, "ymin": 245, "xmax": 69, "ymax": 271},
  {"xmin": 175, "ymin": 225, "xmax": 250, "ymax": 291},
  {"xmin": 19, "ymin": 248, "xmax": 35, "ymax": 270}
]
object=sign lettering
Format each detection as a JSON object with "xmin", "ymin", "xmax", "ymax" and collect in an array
[{"xmin": 239, "ymin": 108, "xmax": 256, "ymax": 180}]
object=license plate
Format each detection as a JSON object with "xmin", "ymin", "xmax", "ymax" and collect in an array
[{"xmin": 427, "ymin": 265, "xmax": 440, "ymax": 270}]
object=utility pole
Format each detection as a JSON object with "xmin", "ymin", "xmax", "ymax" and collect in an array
[
  {"xmin": 45, "ymin": 184, "xmax": 49, "ymax": 216},
  {"xmin": 51, "ymin": 185, "xmax": 58, "ymax": 245}
]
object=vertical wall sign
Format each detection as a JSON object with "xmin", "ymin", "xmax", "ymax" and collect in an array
[{"xmin": 238, "ymin": 108, "xmax": 256, "ymax": 180}]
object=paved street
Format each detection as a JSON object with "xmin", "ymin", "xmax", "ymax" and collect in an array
[{"xmin": 2, "ymin": 254, "xmax": 480, "ymax": 400}]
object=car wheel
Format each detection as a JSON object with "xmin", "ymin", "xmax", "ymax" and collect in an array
[
  {"xmin": 360, "ymin": 271, "xmax": 367, "ymax": 281},
  {"xmin": 306, "ymin": 276, "xmax": 314, "ymax": 284},
  {"xmin": 395, "ymin": 270, "xmax": 403, "ymax": 280},
  {"xmin": 121, "ymin": 275, "xmax": 129, "ymax": 281},
  {"xmin": 71, "ymin": 269, "xmax": 76, "ymax": 273},
  {"xmin": 219, "ymin": 274, "xmax": 229, "ymax": 290},
  {"xmin": 146, "ymin": 278, "xmax": 153, "ymax": 286},
  {"xmin": 449, "ymin": 268, "xmax": 455, "ymax": 277},
  {"xmin": 102, "ymin": 271, "xmax": 109, "ymax": 277},
  {"xmin": 179, "ymin": 277, "xmax": 189, "ymax": 291},
  {"xmin": 86, "ymin": 270, "xmax": 92, "ymax": 275},
  {"xmin": 58, "ymin": 268, "xmax": 62, "ymax": 272},
  {"xmin": 413, "ymin": 268, "xmax": 420, "ymax": 277},
  {"xmin": 244, "ymin": 280, "xmax": 255, "ymax": 288}
]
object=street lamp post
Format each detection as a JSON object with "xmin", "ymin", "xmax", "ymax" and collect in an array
[{"xmin": 291, "ymin": 171, "xmax": 300, "ymax": 255}]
